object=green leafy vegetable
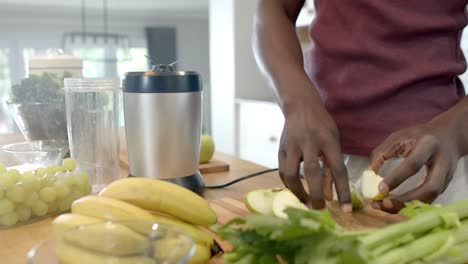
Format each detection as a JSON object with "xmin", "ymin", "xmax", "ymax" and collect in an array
[
  {"xmin": 217, "ymin": 199, "xmax": 468, "ymax": 264},
  {"xmin": 399, "ymin": 200, "xmax": 441, "ymax": 218},
  {"xmin": 216, "ymin": 208, "xmax": 368, "ymax": 264},
  {"xmin": 9, "ymin": 73, "xmax": 71, "ymax": 141}
]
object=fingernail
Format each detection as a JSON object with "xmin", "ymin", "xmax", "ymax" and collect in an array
[
  {"xmin": 379, "ymin": 182, "xmax": 389, "ymax": 194},
  {"xmin": 372, "ymin": 201, "xmax": 381, "ymax": 210},
  {"xmin": 383, "ymin": 198, "xmax": 393, "ymax": 209},
  {"xmin": 340, "ymin": 203, "xmax": 353, "ymax": 213}
]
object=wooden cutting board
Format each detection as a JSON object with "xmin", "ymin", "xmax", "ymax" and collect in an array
[
  {"xmin": 209, "ymin": 198, "xmax": 405, "ymax": 230},
  {"xmin": 207, "ymin": 198, "xmax": 406, "ymax": 263},
  {"xmin": 119, "ymin": 151, "xmax": 230, "ymax": 174}
]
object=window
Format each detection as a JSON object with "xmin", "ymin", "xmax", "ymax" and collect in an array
[
  {"xmin": 0, "ymin": 49, "xmax": 16, "ymax": 133},
  {"xmin": 117, "ymin": 48, "xmax": 149, "ymax": 77},
  {"xmin": 0, "ymin": 49, "xmax": 10, "ymax": 89}
]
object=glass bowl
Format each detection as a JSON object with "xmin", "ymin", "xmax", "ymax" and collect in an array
[
  {"xmin": 28, "ymin": 220, "xmax": 195, "ymax": 264},
  {"xmin": 1, "ymin": 140, "xmax": 68, "ymax": 165},
  {"xmin": 6, "ymin": 102, "xmax": 68, "ymax": 142}
]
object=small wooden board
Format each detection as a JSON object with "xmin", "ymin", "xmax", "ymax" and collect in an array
[
  {"xmin": 199, "ymin": 160, "xmax": 230, "ymax": 174},
  {"xmin": 120, "ymin": 151, "xmax": 229, "ymax": 175}
]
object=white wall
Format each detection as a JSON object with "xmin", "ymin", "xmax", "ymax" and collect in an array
[
  {"xmin": 233, "ymin": 1, "xmax": 275, "ymax": 102},
  {"xmin": 209, "ymin": 0, "xmax": 236, "ymax": 155}
]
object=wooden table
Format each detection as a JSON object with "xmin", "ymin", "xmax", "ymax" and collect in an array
[{"xmin": 0, "ymin": 133, "xmax": 283, "ymax": 264}]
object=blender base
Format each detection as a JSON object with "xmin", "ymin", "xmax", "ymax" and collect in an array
[{"xmin": 128, "ymin": 171, "xmax": 205, "ymax": 196}]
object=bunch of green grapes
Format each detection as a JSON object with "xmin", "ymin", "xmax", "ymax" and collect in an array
[{"xmin": 0, "ymin": 159, "xmax": 92, "ymax": 228}]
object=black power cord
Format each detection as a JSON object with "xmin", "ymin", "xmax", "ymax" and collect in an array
[{"xmin": 205, "ymin": 168, "xmax": 279, "ymax": 189}]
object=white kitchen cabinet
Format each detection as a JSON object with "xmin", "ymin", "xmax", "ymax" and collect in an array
[{"xmin": 238, "ymin": 100, "xmax": 284, "ymax": 168}]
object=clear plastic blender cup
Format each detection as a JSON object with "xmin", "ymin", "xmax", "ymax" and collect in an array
[{"xmin": 65, "ymin": 78, "xmax": 120, "ymax": 193}]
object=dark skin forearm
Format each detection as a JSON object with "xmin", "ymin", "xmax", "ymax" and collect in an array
[
  {"xmin": 431, "ymin": 95, "xmax": 468, "ymax": 157},
  {"xmin": 253, "ymin": 0, "xmax": 322, "ymax": 110},
  {"xmin": 253, "ymin": 0, "xmax": 352, "ymax": 211}
]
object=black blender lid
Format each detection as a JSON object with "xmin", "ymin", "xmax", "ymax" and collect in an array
[{"xmin": 123, "ymin": 64, "xmax": 202, "ymax": 93}]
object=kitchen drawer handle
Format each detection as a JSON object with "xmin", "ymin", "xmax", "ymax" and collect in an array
[{"xmin": 269, "ymin": 136, "xmax": 278, "ymax": 143}]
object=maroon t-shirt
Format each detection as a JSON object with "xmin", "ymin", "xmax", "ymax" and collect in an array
[{"xmin": 304, "ymin": 0, "xmax": 467, "ymax": 155}]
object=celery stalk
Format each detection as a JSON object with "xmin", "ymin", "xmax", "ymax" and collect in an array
[
  {"xmin": 361, "ymin": 199, "xmax": 468, "ymax": 249},
  {"xmin": 430, "ymin": 241, "xmax": 468, "ymax": 264},
  {"xmin": 376, "ymin": 220, "xmax": 468, "ymax": 264},
  {"xmin": 378, "ymin": 230, "xmax": 451, "ymax": 264},
  {"xmin": 371, "ymin": 233, "xmax": 415, "ymax": 256}
]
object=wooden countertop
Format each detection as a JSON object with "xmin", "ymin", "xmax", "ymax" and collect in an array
[
  {"xmin": 0, "ymin": 133, "xmax": 282, "ymax": 264},
  {"xmin": 0, "ymin": 134, "xmax": 404, "ymax": 263}
]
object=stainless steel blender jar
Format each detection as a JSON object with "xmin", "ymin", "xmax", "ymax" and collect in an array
[{"xmin": 123, "ymin": 64, "xmax": 204, "ymax": 194}]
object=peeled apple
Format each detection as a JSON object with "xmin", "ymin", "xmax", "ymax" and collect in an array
[
  {"xmin": 332, "ymin": 181, "xmax": 365, "ymax": 209},
  {"xmin": 272, "ymin": 189, "xmax": 308, "ymax": 219},
  {"xmin": 360, "ymin": 170, "xmax": 387, "ymax": 201},
  {"xmin": 244, "ymin": 188, "xmax": 284, "ymax": 215}
]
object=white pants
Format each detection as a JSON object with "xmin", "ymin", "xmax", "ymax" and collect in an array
[{"xmin": 345, "ymin": 155, "xmax": 468, "ymax": 204}]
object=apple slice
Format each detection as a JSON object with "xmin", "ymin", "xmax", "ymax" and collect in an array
[
  {"xmin": 244, "ymin": 188, "xmax": 284, "ymax": 215},
  {"xmin": 272, "ymin": 189, "xmax": 308, "ymax": 219},
  {"xmin": 360, "ymin": 170, "xmax": 387, "ymax": 201},
  {"xmin": 332, "ymin": 181, "xmax": 365, "ymax": 209}
]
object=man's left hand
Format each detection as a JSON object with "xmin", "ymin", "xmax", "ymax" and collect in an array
[{"xmin": 369, "ymin": 122, "xmax": 461, "ymax": 213}]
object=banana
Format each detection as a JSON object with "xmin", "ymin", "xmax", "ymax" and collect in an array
[
  {"xmin": 152, "ymin": 238, "xmax": 211, "ymax": 264},
  {"xmin": 52, "ymin": 213, "xmax": 103, "ymax": 236},
  {"xmin": 55, "ymin": 241, "xmax": 154, "ymax": 264},
  {"xmin": 71, "ymin": 196, "xmax": 214, "ymax": 247},
  {"xmin": 99, "ymin": 178, "xmax": 217, "ymax": 227},
  {"xmin": 189, "ymin": 243, "xmax": 212, "ymax": 264},
  {"xmin": 61, "ymin": 221, "xmax": 150, "ymax": 256}
]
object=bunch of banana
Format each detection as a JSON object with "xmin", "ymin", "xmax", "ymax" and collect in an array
[{"xmin": 52, "ymin": 178, "xmax": 218, "ymax": 264}]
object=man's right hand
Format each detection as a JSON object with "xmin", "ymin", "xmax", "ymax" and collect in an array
[{"xmin": 278, "ymin": 99, "xmax": 352, "ymax": 212}]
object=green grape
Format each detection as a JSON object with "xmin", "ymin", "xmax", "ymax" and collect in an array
[
  {"xmin": 61, "ymin": 158, "xmax": 76, "ymax": 172},
  {"xmin": 76, "ymin": 172, "xmax": 90, "ymax": 186},
  {"xmin": 63, "ymin": 174, "xmax": 77, "ymax": 187},
  {"xmin": 54, "ymin": 182, "xmax": 70, "ymax": 198},
  {"xmin": 35, "ymin": 168, "xmax": 47, "ymax": 177},
  {"xmin": 80, "ymin": 182, "xmax": 92, "ymax": 195},
  {"xmin": 19, "ymin": 172, "xmax": 38, "ymax": 193},
  {"xmin": 39, "ymin": 187, "xmax": 57, "ymax": 203},
  {"xmin": 32, "ymin": 200, "xmax": 48, "ymax": 217},
  {"xmin": 0, "ymin": 190, "xmax": 4, "ymax": 199},
  {"xmin": 0, "ymin": 200, "xmax": 14, "ymax": 215},
  {"xmin": 70, "ymin": 188, "xmax": 84, "ymax": 201},
  {"xmin": 16, "ymin": 205, "xmax": 31, "ymax": 222},
  {"xmin": 6, "ymin": 185, "xmax": 25, "ymax": 203},
  {"xmin": 24, "ymin": 192, "xmax": 39, "ymax": 208},
  {"xmin": 21, "ymin": 181, "xmax": 39, "ymax": 193},
  {"xmin": 40, "ymin": 175, "xmax": 55, "ymax": 188},
  {"xmin": 0, "ymin": 164, "xmax": 6, "ymax": 173},
  {"xmin": 0, "ymin": 173, "xmax": 16, "ymax": 189},
  {"xmin": 47, "ymin": 202, "xmax": 58, "ymax": 214},
  {"xmin": 0, "ymin": 212, "xmax": 18, "ymax": 227},
  {"xmin": 7, "ymin": 169, "xmax": 21, "ymax": 183},
  {"xmin": 46, "ymin": 165, "xmax": 61, "ymax": 175},
  {"xmin": 58, "ymin": 197, "xmax": 73, "ymax": 212},
  {"xmin": 20, "ymin": 171, "xmax": 36, "ymax": 183}
]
